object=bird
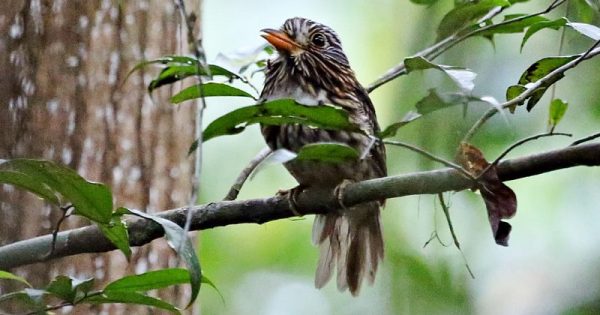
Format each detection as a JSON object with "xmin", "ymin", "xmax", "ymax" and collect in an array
[{"xmin": 259, "ymin": 17, "xmax": 387, "ymax": 296}]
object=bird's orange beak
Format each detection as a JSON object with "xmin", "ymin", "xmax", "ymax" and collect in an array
[{"xmin": 261, "ymin": 28, "xmax": 301, "ymax": 54}]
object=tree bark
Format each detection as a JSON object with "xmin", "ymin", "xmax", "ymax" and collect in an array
[
  {"xmin": 0, "ymin": 1, "xmax": 201, "ymax": 313},
  {"xmin": 1, "ymin": 142, "xmax": 598, "ymax": 271}
]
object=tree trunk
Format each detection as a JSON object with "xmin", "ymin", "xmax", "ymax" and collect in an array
[{"xmin": 0, "ymin": 0, "xmax": 201, "ymax": 313}]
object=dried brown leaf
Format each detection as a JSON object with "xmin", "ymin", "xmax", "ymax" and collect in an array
[{"xmin": 457, "ymin": 142, "xmax": 517, "ymax": 246}]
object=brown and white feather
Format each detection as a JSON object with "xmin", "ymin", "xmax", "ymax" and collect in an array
[{"xmin": 260, "ymin": 17, "xmax": 386, "ymax": 296}]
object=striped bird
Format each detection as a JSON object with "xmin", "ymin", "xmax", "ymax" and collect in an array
[{"xmin": 260, "ymin": 17, "xmax": 387, "ymax": 296}]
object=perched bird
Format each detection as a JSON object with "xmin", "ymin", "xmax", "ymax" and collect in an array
[{"xmin": 260, "ymin": 17, "xmax": 387, "ymax": 295}]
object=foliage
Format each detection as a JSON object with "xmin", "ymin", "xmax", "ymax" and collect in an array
[
  {"xmin": 1, "ymin": 0, "xmax": 600, "ymax": 313},
  {"xmin": 0, "ymin": 161, "xmax": 208, "ymax": 312},
  {"xmin": 0, "ymin": 269, "xmax": 206, "ymax": 314}
]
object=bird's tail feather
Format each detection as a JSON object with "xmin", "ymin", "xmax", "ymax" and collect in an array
[{"xmin": 313, "ymin": 202, "xmax": 384, "ymax": 296}]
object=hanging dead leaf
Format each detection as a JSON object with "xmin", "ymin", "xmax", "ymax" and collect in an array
[{"xmin": 457, "ymin": 142, "xmax": 517, "ymax": 246}]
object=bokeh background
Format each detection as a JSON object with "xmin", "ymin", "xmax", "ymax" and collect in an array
[
  {"xmin": 1, "ymin": 1, "xmax": 599, "ymax": 314},
  {"xmin": 198, "ymin": 1, "xmax": 600, "ymax": 314}
]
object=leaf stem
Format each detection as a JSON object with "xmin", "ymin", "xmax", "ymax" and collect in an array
[
  {"xmin": 476, "ymin": 132, "xmax": 572, "ymax": 180},
  {"xmin": 437, "ymin": 193, "xmax": 474, "ymax": 279},
  {"xmin": 383, "ymin": 140, "xmax": 474, "ymax": 180},
  {"xmin": 462, "ymin": 41, "xmax": 600, "ymax": 143}
]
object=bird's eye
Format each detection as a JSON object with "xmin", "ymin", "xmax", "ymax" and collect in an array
[{"xmin": 311, "ymin": 33, "xmax": 326, "ymax": 47}]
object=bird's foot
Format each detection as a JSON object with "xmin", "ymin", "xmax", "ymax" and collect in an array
[
  {"xmin": 277, "ymin": 185, "xmax": 305, "ymax": 216},
  {"xmin": 334, "ymin": 179, "xmax": 354, "ymax": 210}
]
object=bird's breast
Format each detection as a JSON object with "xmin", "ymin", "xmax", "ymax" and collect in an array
[{"xmin": 264, "ymin": 82, "xmax": 330, "ymax": 106}]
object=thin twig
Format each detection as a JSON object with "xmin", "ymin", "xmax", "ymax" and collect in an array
[
  {"xmin": 423, "ymin": 199, "xmax": 451, "ymax": 249},
  {"xmin": 423, "ymin": 231, "xmax": 451, "ymax": 248},
  {"xmin": 438, "ymin": 193, "xmax": 475, "ymax": 279},
  {"xmin": 366, "ymin": 0, "xmax": 567, "ymax": 93},
  {"xmin": 429, "ymin": 0, "xmax": 567, "ymax": 62},
  {"xmin": 571, "ymin": 132, "xmax": 600, "ymax": 146},
  {"xmin": 23, "ymin": 302, "xmax": 72, "ymax": 315},
  {"xmin": 383, "ymin": 140, "xmax": 475, "ymax": 180},
  {"xmin": 239, "ymin": 75, "xmax": 261, "ymax": 96},
  {"xmin": 46, "ymin": 205, "xmax": 72, "ymax": 257},
  {"xmin": 476, "ymin": 132, "xmax": 572, "ymax": 180},
  {"xmin": 224, "ymin": 147, "xmax": 272, "ymax": 201},
  {"xmin": 462, "ymin": 42, "xmax": 600, "ymax": 144},
  {"xmin": 173, "ymin": 0, "xmax": 209, "ymax": 252},
  {"xmin": 548, "ymin": 1, "xmax": 570, "ymax": 134},
  {"xmin": 366, "ymin": 36, "xmax": 455, "ymax": 92}
]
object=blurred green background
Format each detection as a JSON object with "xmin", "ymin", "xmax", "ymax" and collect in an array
[{"xmin": 195, "ymin": 1, "xmax": 600, "ymax": 314}]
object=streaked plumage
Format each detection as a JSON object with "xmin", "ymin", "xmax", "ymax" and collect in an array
[{"xmin": 260, "ymin": 17, "xmax": 386, "ymax": 296}]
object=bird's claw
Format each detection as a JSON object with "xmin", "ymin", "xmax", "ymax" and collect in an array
[
  {"xmin": 334, "ymin": 179, "xmax": 353, "ymax": 210},
  {"xmin": 277, "ymin": 186, "xmax": 304, "ymax": 216}
]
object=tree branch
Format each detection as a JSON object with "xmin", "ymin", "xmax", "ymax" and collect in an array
[
  {"xmin": 0, "ymin": 142, "xmax": 599, "ymax": 270},
  {"xmin": 366, "ymin": 0, "xmax": 567, "ymax": 93},
  {"xmin": 462, "ymin": 44, "xmax": 600, "ymax": 143},
  {"xmin": 224, "ymin": 147, "xmax": 272, "ymax": 201}
]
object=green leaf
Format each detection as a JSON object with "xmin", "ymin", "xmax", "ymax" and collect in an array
[
  {"xmin": 46, "ymin": 276, "xmax": 76, "ymax": 303},
  {"xmin": 2, "ymin": 288, "xmax": 48, "ymax": 314},
  {"xmin": 0, "ymin": 270, "xmax": 31, "ymax": 287},
  {"xmin": 170, "ymin": 82, "xmax": 255, "ymax": 104},
  {"xmin": 72, "ymin": 278, "xmax": 95, "ymax": 298},
  {"xmin": 416, "ymin": 90, "xmax": 466, "ymax": 114},
  {"xmin": 521, "ymin": 18, "xmax": 569, "ymax": 51},
  {"xmin": 84, "ymin": 291, "xmax": 180, "ymax": 314},
  {"xmin": 129, "ymin": 55, "xmax": 240, "ymax": 77},
  {"xmin": 0, "ymin": 159, "xmax": 112, "ymax": 224},
  {"xmin": 98, "ymin": 214, "xmax": 131, "ymax": 261},
  {"xmin": 295, "ymin": 143, "xmax": 359, "ymax": 164},
  {"xmin": 548, "ymin": 99, "xmax": 568, "ymax": 130},
  {"xmin": 200, "ymin": 275, "xmax": 224, "ymax": 303},
  {"xmin": 0, "ymin": 289, "xmax": 47, "ymax": 313},
  {"xmin": 478, "ymin": 14, "xmax": 549, "ymax": 37},
  {"xmin": 506, "ymin": 84, "xmax": 548, "ymax": 112},
  {"xmin": 23, "ymin": 288, "xmax": 46, "ymax": 305},
  {"xmin": 146, "ymin": 63, "xmax": 242, "ymax": 93},
  {"xmin": 200, "ymin": 99, "xmax": 358, "ymax": 144},
  {"xmin": 505, "ymin": 84, "xmax": 527, "ymax": 112},
  {"xmin": 518, "ymin": 55, "xmax": 579, "ymax": 84},
  {"xmin": 437, "ymin": 0, "xmax": 511, "ymax": 39},
  {"xmin": 414, "ymin": 89, "xmax": 481, "ymax": 115},
  {"xmin": 122, "ymin": 208, "xmax": 201, "ymax": 308},
  {"xmin": 126, "ymin": 55, "xmax": 198, "ymax": 81},
  {"xmin": 568, "ymin": 22, "xmax": 600, "ymax": 40},
  {"xmin": 512, "ymin": 55, "xmax": 579, "ymax": 111},
  {"xmin": 201, "ymin": 64, "xmax": 242, "ymax": 78},
  {"xmin": 148, "ymin": 65, "xmax": 198, "ymax": 93},
  {"xmin": 46, "ymin": 276, "xmax": 95, "ymax": 304},
  {"xmin": 572, "ymin": 0, "xmax": 599, "ymax": 23},
  {"xmin": 378, "ymin": 111, "xmax": 422, "ymax": 139},
  {"xmin": 104, "ymin": 268, "xmax": 190, "ymax": 293},
  {"xmin": 0, "ymin": 159, "xmax": 132, "ymax": 258},
  {"xmin": 405, "ymin": 56, "xmax": 476, "ymax": 92},
  {"xmin": 506, "ymin": 84, "xmax": 527, "ymax": 102},
  {"xmin": 147, "ymin": 64, "xmax": 242, "ymax": 92},
  {"xmin": 187, "ymin": 140, "xmax": 200, "ymax": 156},
  {"xmin": 263, "ymin": 45, "xmax": 274, "ymax": 55}
]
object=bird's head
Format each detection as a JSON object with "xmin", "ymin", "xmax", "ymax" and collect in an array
[
  {"xmin": 261, "ymin": 17, "xmax": 348, "ymax": 64},
  {"xmin": 260, "ymin": 17, "xmax": 356, "ymax": 96}
]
